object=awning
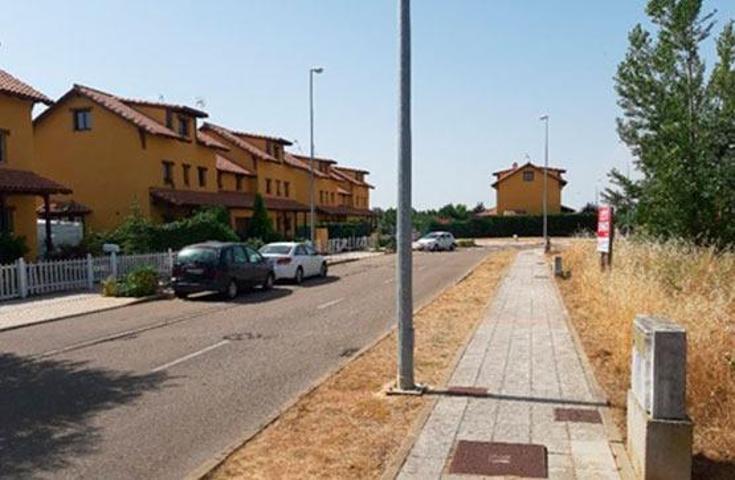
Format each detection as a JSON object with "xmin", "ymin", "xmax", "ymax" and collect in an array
[
  {"xmin": 36, "ymin": 200, "xmax": 92, "ymax": 217},
  {"xmin": 317, "ymin": 205, "xmax": 376, "ymax": 217},
  {"xmin": 150, "ymin": 188, "xmax": 310, "ymax": 212},
  {"xmin": 0, "ymin": 167, "xmax": 71, "ymax": 195}
]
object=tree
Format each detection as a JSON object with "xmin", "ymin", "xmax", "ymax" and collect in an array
[
  {"xmin": 247, "ymin": 193, "xmax": 275, "ymax": 240},
  {"xmin": 472, "ymin": 202, "xmax": 487, "ymax": 214},
  {"xmin": 580, "ymin": 202, "xmax": 598, "ymax": 215},
  {"xmin": 614, "ymin": 0, "xmax": 735, "ymax": 246},
  {"xmin": 601, "ymin": 168, "xmax": 642, "ymax": 234}
]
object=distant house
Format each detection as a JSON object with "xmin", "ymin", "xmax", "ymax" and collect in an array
[{"xmin": 484, "ymin": 161, "xmax": 568, "ymax": 216}]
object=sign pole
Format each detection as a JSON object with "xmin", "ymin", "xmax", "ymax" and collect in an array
[{"xmin": 596, "ymin": 205, "xmax": 614, "ymax": 270}]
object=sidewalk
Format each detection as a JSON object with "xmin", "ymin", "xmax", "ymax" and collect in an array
[
  {"xmin": 327, "ymin": 250, "xmax": 384, "ymax": 264},
  {"xmin": 396, "ymin": 249, "xmax": 623, "ymax": 479},
  {"xmin": 0, "ymin": 292, "xmax": 143, "ymax": 332}
]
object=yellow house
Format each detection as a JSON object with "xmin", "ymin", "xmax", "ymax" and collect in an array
[
  {"xmin": 33, "ymin": 84, "xmax": 230, "ymax": 232},
  {"xmin": 488, "ymin": 161, "xmax": 566, "ymax": 216},
  {"xmin": 0, "ymin": 69, "xmax": 71, "ymax": 259}
]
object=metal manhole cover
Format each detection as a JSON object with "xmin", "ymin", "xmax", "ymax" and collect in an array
[
  {"xmin": 447, "ymin": 386, "xmax": 488, "ymax": 397},
  {"xmin": 448, "ymin": 440, "xmax": 548, "ymax": 477},
  {"xmin": 554, "ymin": 407, "xmax": 602, "ymax": 424}
]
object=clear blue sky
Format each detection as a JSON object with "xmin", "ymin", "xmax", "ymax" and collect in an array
[{"xmin": 2, "ymin": 0, "xmax": 733, "ymax": 209}]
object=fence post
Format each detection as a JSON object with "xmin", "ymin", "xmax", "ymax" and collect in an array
[
  {"xmin": 167, "ymin": 248, "xmax": 174, "ymax": 274},
  {"xmin": 17, "ymin": 258, "xmax": 28, "ymax": 298},
  {"xmin": 86, "ymin": 253, "xmax": 94, "ymax": 290},
  {"xmin": 110, "ymin": 251, "xmax": 118, "ymax": 279}
]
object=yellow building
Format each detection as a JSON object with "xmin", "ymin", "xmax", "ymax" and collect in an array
[
  {"xmin": 33, "ymin": 84, "xmax": 231, "ymax": 232},
  {"xmin": 0, "ymin": 69, "xmax": 71, "ymax": 259},
  {"xmin": 489, "ymin": 161, "xmax": 566, "ymax": 216}
]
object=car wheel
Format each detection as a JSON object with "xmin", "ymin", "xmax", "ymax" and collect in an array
[
  {"xmin": 320, "ymin": 262, "xmax": 328, "ymax": 278},
  {"xmin": 225, "ymin": 279, "xmax": 238, "ymax": 300},
  {"xmin": 431, "ymin": 244, "xmax": 439, "ymax": 252},
  {"xmin": 174, "ymin": 291, "xmax": 188, "ymax": 299},
  {"xmin": 263, "ymin": 272, "xmax": 275, "ymax": 290},
  {"xmin": 294, "ymin": 267, "xmax": 304, "ymax": 284},
  {"xmin": 449, "ymin": 243, "xmax": 456, "ymax": 251}
]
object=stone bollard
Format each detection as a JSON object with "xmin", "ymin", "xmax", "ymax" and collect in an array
[
  {"xmin": 627, "ymin": 315, "xmax": 692, "ymax": 480},
  {"xmin": 554, "ymin": 256, "xmax": 563, "ymax": 277}
]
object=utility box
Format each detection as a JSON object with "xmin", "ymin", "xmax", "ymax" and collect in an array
[{"xmin": 627, "ymin": 315, "xmax": 692, "ymax": 480}]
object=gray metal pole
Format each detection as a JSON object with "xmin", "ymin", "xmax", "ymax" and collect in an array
[
  {"xmin": 309, "ymin": 70, "xmax": 316, "ymax": 244},
  {"xmin": 541, "ymin": 115, "xmax": 550, "ymax": 252},
  {"xmin": 397, "ymin": 0, "xmax": 415, "ymax": 391}
]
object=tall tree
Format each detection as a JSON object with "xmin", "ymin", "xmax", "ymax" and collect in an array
[
  {"xmin": 248, "ymin": 193, "xmax": 274, "ymax": 240},
  {"xmin": 614, "ymin": 0, "xmax": 735, "ymax": 246}
]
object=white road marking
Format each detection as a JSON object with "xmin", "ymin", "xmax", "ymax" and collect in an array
[
  {"xmin": 383, "ymin": 278, "xmax": 394, "ymax": 284},
  {"xmin": 316, "ymin": 298, "xmax": 344, "ymax": 310},
  {"xmin": 150, "ymin": 339, "xmax": 230, "ymax": 373}
]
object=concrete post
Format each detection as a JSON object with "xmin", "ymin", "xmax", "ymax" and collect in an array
[
  {"xmin": 86, "ymin": 253, "xmax": 94, "ymax": 290},
  {"xmin": 553, "ymin": 256, "xmax": 563, "ymax": 277},
  {"xmin": 110, "ymin": 251, "xmax": 118, "ymax": 279},
  {"xmin": 17, "ymin": 258, "xmax": 28, "ymax": 298},
  {"xmin": 627, "ymin": 315, "xmax": 692, "ymax": 480}
]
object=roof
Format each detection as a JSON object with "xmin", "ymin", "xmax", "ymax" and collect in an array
[
  {"xmin": 317, "ymin": 205, "xmax": 376, "ymax": 217},
  {"xmin": 333, "ymin": 166, "xmax": 375, "ymax": 189},
  {"xmin": 36, "ymin": 200, "xmax": 91, "ymax": 217},
  {"xmin": 474, "ymin": 207, "xmax": 497, "ymax": 217},
  {"xmin": 150, "ymin": 188, "xmax": 310, "ymax": 211},
  {"xmin": 0, "ymin": 167, "xmax": 72, "ymax": 195},
  {"xmin": 292, "ymin": 153, "xmax": 337, "ymax": 165},
  {"xmin": 197, "ymin": 131, "xmax": 229, "ymax": 151},
  {"xmin": 230, "ymin": 130, "xmax": 293, "ymax": 146},
  {"xmin": 491, "ymin": 161, "xmax": 567, "ymax": 188},
  {"xmin": 216, "ymin": 154, "xmax": 255, "ymax": 176},
  {"xmin": 336, "ymin": 187, "xmax": 352, "ymax": 195},
  {"xmin": 334, "ymin": 165, "xmax": 370, "ymax": 174},
  {"xmin": 201, "ymin": 123, "xmax": 278, "ymax": 163},
  {"xmin": 119, "ymin": 98, "xmax": 208, "ymax": 118},
  {"xmin": 0, "ymin": 69, "xmax": 53, "ymax": 105},
  {"xmin": 283, "ymin": 153, "xmax": 328, "ymax": 178}
]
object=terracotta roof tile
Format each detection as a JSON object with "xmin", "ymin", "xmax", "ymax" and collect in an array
[
  {"xmin": 120, "ymin": 98, "xmax": 208, "ymax": 118},
  {"xmin": 292, "ymin": 153, "xmax": 337, "ymax": 164},
  {"xmin": 36, "ymin": 200, "xmax": 91, "ymax": 216},
  {"xmin": 333, "ymin": 166, "xmax": 374, "ymax": 189},
  {"xmin": 491, "ymin": 161, "xmax": 566, "ymax": 188},
  {"xmin": 284, "ymin": 153, "xmax": 328, "ymax": 178},
  {"xmin": 0, "ymin": 167, "xmax": 71, "ymax": 195},
  {"xmin": 197, "ymin": 131, "xmax": 229, "ymax": 150},
  {"xmin": 0, "ymin": 69, "xmax": 52, "ymax": 105},
  {"xmin": 230, "ymin": 130, "xmax": 292, "ymax": 146},
  {"xmin": 337, "ymin": 187, "xmax": 352, "ymax": 195},
  {"xmin": 150, "ymin": 188, "xmax": 309, "ymax": 211},
  {"xmin": 216, "ymin": 155, "xmax": 255, "ymax": 176},
  {"xmin": 201, "ymin": 123, "xmax": 278, "ymax": 162}
]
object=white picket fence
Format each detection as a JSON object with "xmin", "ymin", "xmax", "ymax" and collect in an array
[
  {"xmin": 0, "ymin": 250, "xmax": 174, "ymax": 302},
  {"xmin": 324, "ymin": 236, "xmax": 372, "ymax": 254}
]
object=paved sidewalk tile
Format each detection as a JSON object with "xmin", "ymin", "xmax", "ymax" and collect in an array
[
  {"xmin": 396, "ymin": 249, "xmax": 621, "ymax": 479},
  {"xmin": 0, "ymin": 292, "xmax": 138, "ymax": 331}
]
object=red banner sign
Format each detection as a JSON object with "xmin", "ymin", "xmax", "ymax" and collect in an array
[{"xmin": 597, "ymin": 206, "xmax": 612, "ymax": 253}]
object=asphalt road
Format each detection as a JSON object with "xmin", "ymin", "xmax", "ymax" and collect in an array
[{"xmin": 0, "ymin": 248, "xmax": 492, "ymax": 480}]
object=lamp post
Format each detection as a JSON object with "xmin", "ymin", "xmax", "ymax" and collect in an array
[
  {"xmin": 540, "ymin": 114, "xmax": 550, "ymax": 253},
  {"xmin": 309, "ymin": 67, "xmax": 324, "ymax": 244}
]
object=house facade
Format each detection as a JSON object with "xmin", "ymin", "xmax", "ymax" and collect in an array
[
  {"xmin": 0, "ymin": 69, "xmax": 71, "ymax": 259},
  {"xmin": 489, "ymin": 161, "xmax": 566, "ymax": 216}
]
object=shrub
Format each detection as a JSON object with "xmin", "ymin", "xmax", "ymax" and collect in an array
[
  {"xmin": 429, "ymin": 213, "xmax": 596, "ymax": 238},
  {"xmin": 297, "ymin": 221, "xmax": 373, "ymax": 239},
  {"xmin": 0, "ymin": 233, "xmax": 29, "ymax": 264},
  {"xmin": 103, "ymin": 266, "xmax": 159, "ymax": 298},
  {"xmin": 247, "ymin": 194, "xmax": 275, "ymax": 241},
  {"xmin": 456, "ymin": 238, "xmax": 477, "ymax": 248}
]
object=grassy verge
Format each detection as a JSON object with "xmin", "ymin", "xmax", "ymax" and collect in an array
[
  {"xmin": 207, "ymin": 249, "xmax": 516, "ymax": 480},
  {"xmin": 556, "ymin": 239, "xmax": 734, "ymax": 480}
]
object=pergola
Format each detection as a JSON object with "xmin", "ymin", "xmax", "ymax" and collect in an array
[{"xmin": 0, "ymin": 167, "xmax": 72, "ymax": 254}]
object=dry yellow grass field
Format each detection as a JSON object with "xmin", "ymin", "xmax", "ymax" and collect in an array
[
  {"xmin": 557, "ymin": 239, "xmax": 735, "ymax": 479},
  {"xmin": 207, "ymin": 249, "xmax": 516, "ymax": 480}
]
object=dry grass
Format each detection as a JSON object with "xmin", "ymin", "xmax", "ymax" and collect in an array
[
  {"xmin": 557, "ymin": 239, "xmax": 735, "ymax": 479},
  {"xmin": 207, "ymin": 250, "xmax": 516, "ymax": 480}
]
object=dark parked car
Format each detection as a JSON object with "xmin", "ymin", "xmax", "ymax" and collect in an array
[{"xmin": 172, "ymin": 242, "xmax": 275, "ymax": 299}]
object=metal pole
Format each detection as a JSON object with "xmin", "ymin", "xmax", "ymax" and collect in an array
[
  {"xmin": 396, "ymin": 0, "xmax": 415, "ymax": 391},
  {"xmin": 541, "ymin": 115, "xmax": 550, "ymax": 252},
  {"xmin": 309, "ymin": 70, "xmax": 316, "ymax": 244}
]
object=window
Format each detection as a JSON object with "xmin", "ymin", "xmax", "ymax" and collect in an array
[
  {"xmin": 0, "ymin": 130, "xmax": 7, "ymax": 164},
  {"xmin": 294, "ymin": 245, "xmax": 307, "ymax": 256},
  {"xmin": 266, "ymin": 178, "xmax": 272, "ymax": 194},
  {"xmin": 198, "ymin": 167, "xmax": 207, "ymax": 187},
  {"xmin": 182, "ymin": 164, "xmax": 191, "ymax": 186},
  {"xmin": 236, "ymin": 175, "xmax": 243, "ymax": 191},
  {"xmin": 245, "ymin": 246, "xmax": 263, "ymax": 263},
  {"xmin": 217, "ymin": 172, "xmax": 223, "ymax": 190},
  {"xmin": 331, "ymin": 192, "xmax": 335, "ymax": 204},
  {"xmin": 523, "ymin": 170, "xmax": 535, "ymax": 182},
  {"xmin": 73, "ymin": 109, "xmax": 92, "ymax": 131},
  {"xmin": 165, "ymin": 109, "xmax": 174, "ymax": 129},
  {"xmin": 0, "ymin": 204, "xmax": 14, "ymax": 233},
  {"xmin": 284, "ymin": 181, "xmax": 290, "ymax": 198},
  {"xmin": 232, "ymin": 246, "xmax": 248, "ymax": 264},
  {"xmin": 276, "ymin": 180, "xmax": 281, "ymax": 196},
  {"xmin": 178, "ymin": 116, "xmax": 190, "ymax": 137},
  {"xmin": 162, "ymin": 161, "xmax": 174, "ymax": 186},
  {"xmin": 320, "ymin": 191, "xmax": 324, "ymax": 203}
]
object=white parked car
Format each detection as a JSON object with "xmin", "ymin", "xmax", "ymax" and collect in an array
[
  {"xmin": 412, "ymin": 231, "xmax": 457, "ymax": 252},
  {"xmin": 259, "ymin": 242, "xmax": 328, "ymax": 283}
]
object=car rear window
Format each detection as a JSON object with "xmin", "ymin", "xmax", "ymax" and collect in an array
[
  {"xmin": 176, "ymin": 247, "xmax": 218, "ymax": 266},
  {"xmin": 260, "ymin": 245, "xmax": 292, "ymax": 255}
]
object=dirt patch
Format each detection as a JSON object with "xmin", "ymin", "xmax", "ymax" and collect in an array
[
  {"xmin": 207, "ymin": 250, "xmax": 516, "ymax": 480},
  {"xmin": 556, "ymin": 239, "xmax": 735, "ymax": 480}
]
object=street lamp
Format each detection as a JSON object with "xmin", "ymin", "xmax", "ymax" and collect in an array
[
  {"xmin": 540, "ymin": 114, "xmax": 550, "ymax": 253},
  {"xmin": 309, "ymin": 67, "xmax": 324, "ymax": 244}
]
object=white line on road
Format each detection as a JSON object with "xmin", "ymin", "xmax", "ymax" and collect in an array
[
  {"xmin": 383, "ymin": 278, "xmax": 394, "ymax": 284},
  {"xmin": 316, "ymin": 298, "xmax": 344, "ymax": 310},
  {"xmin": 150, "ymin": 339, "xmax": 230, "ymax": 373}
]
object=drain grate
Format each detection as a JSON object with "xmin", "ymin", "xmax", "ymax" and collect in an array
[
  {"xmin": 447, "ymin": 386, "xmax": 488, "ymax": 397},
  {"xmin": 448, "ymin": 440, "xmax": 548, "ymax": 478},
  {"xmin": 340, "ymin": 347, "xmax": 359, "ymax": 358},
  {"xmin": 554, "ymin": 407, "xmax": 603, "ymax": 424}
]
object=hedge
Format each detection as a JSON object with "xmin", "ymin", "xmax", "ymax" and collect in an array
[
  {"xmin": 428, "ymin": 213, "xmax": 596, "ymax": 238},
  {"xmin": 296, "ymin": 221, "xmax": 372, "ymax": 239}
]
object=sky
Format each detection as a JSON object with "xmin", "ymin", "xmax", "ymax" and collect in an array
[{"xmin": 2, "ymin": 0, "xmax": 734, "ymax": 210}]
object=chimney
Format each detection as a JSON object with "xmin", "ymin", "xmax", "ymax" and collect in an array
[{"xmin": 512, "ymin": 161, "xmax": 518, "ymax": 169}]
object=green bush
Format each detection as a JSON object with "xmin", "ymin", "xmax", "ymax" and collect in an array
[
  {"xmin": 0, "ymin": 233, "xmax": 29, "ymax": 264},
  {"xmin": 429, "ymin": 213, "xmax": 596, "ymax": 238},
  {"xmin": 103, "ymin": 266, "xmax": 159, "ymax": 298},
  {"xmin": 456, "ymin": 238, "xmax": 478, "ymax": 248},
  {"xmin": 297, "ymin": 221, "xmax": 372, "ymax": 239}
]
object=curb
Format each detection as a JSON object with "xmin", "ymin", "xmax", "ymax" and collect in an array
[
  {"xmin": 0, "ymin": 293, "xmax": 168, "ymax": 333},
  {"xmin": 326, "ymin": 252, "xmax": 386, "ymax": 266},
  {"xmin": 186, "ymin": 249, "xmax": 499, "ymax": 480}
]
